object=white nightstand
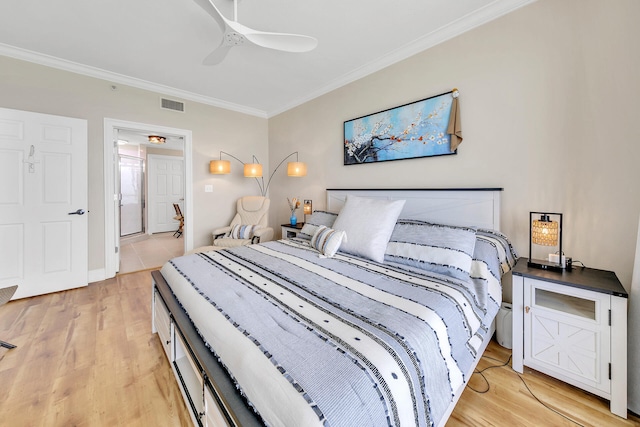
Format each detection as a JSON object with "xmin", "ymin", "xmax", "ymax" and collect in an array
[
  {"xmin": 512, "ymin": 259, "xmax": 628, "ymax": 418},
  {"xmin": 281, "ymin": 223, "xmax": 304, "ymax": 240}
]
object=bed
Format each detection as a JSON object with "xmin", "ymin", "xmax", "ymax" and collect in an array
[{"xmin": 151, "ymin": 188, "xmax": 517, "ymax": 427}]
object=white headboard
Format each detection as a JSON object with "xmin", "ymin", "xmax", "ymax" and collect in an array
[{"xmin": 326, "ymin": 188, "xmax": 502, "ymax": 230}]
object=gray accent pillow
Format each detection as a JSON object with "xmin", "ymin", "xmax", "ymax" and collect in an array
[{"xmin": 472, "ymin": 229, "xmax": 518, "ymax": 278}]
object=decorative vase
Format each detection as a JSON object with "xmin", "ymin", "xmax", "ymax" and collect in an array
[{"xmin": 290, "ymin": 214, "xmax": 297, "ymax": 226}]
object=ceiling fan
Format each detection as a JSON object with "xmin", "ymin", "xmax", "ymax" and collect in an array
[{"xmin": 193, "ymin": 0, "xmax": 318, "ymax": 65}]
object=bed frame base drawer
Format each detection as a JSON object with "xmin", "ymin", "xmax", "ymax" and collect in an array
[{"xmin": 153, "ymin": 290, "xmax": 172, "ymax": 360}]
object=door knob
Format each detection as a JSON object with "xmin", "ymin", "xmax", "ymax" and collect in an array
[{"xmin": 68, "ymin": 209, "xmax": 86, "ymax": 215}]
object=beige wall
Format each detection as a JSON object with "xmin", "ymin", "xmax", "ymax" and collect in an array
[
  {"xmin": 1, "ymin": 0, "xmax": 638, "ymax": 288},
  {"xmin": 0, "ymin": 55, "xmax": 269, "ymax": 275},
  {"xmin": 268, "ymin": 0, "xmax": 640, "ymax": 289}
]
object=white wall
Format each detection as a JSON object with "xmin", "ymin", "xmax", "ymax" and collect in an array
[
  {"xmin": 0, "ymin": 55, "xmax": 269, "ymax": 274},
  {"xmin": 268, "ymin": 0, "xmax": 640, "ymax": 290}
]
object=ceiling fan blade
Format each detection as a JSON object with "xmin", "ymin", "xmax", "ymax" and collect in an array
[
  {"xmin": 243, "ymin": 30, "xmax": 318, "ymax": 53},
  {"xmin": 192, "ymin": 0, "xmax": 227, "ymax": 30},
  {"xmin": 194, "ymin": 0, "xmax": 317, "ymax": 64},
  {"xmin": 203, "ymin": 43, "xmax": 233, "ymax": 65}
]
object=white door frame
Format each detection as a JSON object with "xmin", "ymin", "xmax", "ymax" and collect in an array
[{"xmin": 103, "ymin": 118, "xmax": 193, "ymax": 279}]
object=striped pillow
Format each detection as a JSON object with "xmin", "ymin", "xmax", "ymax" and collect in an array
[
  {"xmin": 384, "ymin": 220, "xmax": 477, "ymax": 280},
  {"xmin": 228, "ymin": 224, "xmax": 260, "ymax": 240},
  {"xmin": 311, "ymin": 226, "xmax": 346, "ymax": 258}
]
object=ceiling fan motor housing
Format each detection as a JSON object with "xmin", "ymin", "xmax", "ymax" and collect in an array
[{"xmin": 224, "ymin": 32, "xmax": 245, "ymax": 46}]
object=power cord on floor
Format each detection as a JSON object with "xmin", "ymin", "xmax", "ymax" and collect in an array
[
  {"xmin": 469, "ymin": 353, "xmax": 586, "ymax": 427},
  {"xmin": 513, "ymin": 370, "xmax": 586, "ymax": 427},
  {"xmin": 468, "ymin": 354, "xmax": 511, "ymax": 394}
]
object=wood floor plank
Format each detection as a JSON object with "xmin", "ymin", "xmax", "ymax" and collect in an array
[
  {"xmin": 0, "ymin": 272, "xmax": 191, "ymax": 427},
  {"xmin": 449, "ymin": 342, "xmax": 640, "ymax": 426},
  {"xmin": 0, "ymin": 271, "xmax": 638, "ymax": 426}
]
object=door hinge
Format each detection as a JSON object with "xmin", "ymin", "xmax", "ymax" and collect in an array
[
  {"xmin": 115, "ymin": 246, "xmax": 119, "ymax": 254},
  {"xmin": 609, "ymin": 363, "xmax": 612, "ymax": 380},
  {"xmin": 608, "ymin": 309, "xmax": 612, "ymax": 326}
]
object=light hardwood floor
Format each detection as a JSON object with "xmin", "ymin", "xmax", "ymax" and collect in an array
[
  {"xmin": 0, "ymin": 271, "xmax": 191, "ymax": 426},
  {"xmin": 0, "ymin": 271, "xmax": 638, "ymax": 426}
]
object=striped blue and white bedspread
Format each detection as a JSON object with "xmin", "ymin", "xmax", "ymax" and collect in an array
[{"xmin": 161, "ymin": 238, "xmax": 504, "ymax": 427}]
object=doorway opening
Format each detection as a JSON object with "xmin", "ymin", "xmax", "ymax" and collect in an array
[
  {"xmin": 104, "ymin": 118, "xmax": 193, "ymax": 280},
  {"xmin": 119, "ymin": 154, "xmax": 145, "ymax": 238}
]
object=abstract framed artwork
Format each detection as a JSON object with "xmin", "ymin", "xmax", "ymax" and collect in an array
[{"xmin": 344, "ymin": 90, "xmax": 456, "ymax": 165}]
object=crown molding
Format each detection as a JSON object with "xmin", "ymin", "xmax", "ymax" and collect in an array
[
  {"xmin": 267, "ymin": 0, "xmax": 536, "ymax": 117},
  {"xmin": 0, "ymin": 43, "xmax": 268, "ymax": 119},
  {"xmin": 1, "ymin": 0, "xmax": 534, "ymax": 120}
]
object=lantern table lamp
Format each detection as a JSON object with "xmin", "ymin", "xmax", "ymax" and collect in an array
[
  {"xmin": 528, "ymin": 212, "xmax": 563, "ymax": 271},
  {"xmin": 303, "ymin": 200, "xmax": 312, "ymax": 222}
]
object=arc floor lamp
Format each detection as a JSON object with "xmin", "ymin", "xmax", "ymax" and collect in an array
[{"xmin": 210, "ymin": 151, "xmax": 307, "ymax": 196}]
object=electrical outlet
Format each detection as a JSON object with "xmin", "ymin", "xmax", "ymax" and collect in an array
[
  {"xmin": 549, "ymin": 254, "xmax": 572, "ymax": 269},
  {"xmin": 204, "ymin": 184, "xmax": 213, "ymax": 193},
  {"xmin": 548, "ymin": 253, "xmax": 566, "ymax": 264}
]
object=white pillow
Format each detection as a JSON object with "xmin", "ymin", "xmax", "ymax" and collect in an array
[
  {"xmin": 311, "ymin": 226, "xmax": 346, "ymax": 258},
  {"xmin": 332, "ymin": 195, "xmax": 405, "ymax": 262}
]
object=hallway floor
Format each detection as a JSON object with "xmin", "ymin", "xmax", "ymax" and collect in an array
[{"xmin": 119, "ymin": 232, "xmax": 184, "ymax": 274}]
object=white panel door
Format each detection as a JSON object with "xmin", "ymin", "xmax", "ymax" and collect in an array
[
  {"xmin": 0, "ymin": 108, "xmax": 87, "ymax": 299},
  {"xmin": 147, "ymin": 154, "xmax": 184, "ymax": 234}
]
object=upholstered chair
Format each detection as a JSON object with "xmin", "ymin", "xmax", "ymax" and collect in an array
[
  {"xmin": 212, "ymin": 196, "xmax": 274, "ymax": 247},
  {"xmin": 0, "ymin": 285, "xmax": 18, "ymax": 349}
]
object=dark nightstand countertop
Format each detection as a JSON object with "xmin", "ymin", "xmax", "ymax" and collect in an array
[
  {"xmin": 512, "ymin": 258, "xmax": 627, "ymax": 298},
  {"xmin": 281, "ymin": 223, "xmax": 304, "ymax": 230}
]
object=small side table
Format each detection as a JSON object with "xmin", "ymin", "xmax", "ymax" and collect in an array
[
  {"xmin": 512, "ymin": 258, "xmax": 628, "ymax": 418},
  {"xmin": 281, "ymin": 223, "xmax": 304, "ymax": 240}
]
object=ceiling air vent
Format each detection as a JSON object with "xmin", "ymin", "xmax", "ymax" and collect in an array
[{"xmin": 160, "ymin": 98, "xmax": 185, "ymax": 112}]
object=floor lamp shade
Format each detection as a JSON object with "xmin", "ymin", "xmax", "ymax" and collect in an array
[
  {"xmin": 287, "ymin": 162, "xmax": 307, "ymax": 177},
  {"xmin": 209, "ymin": 159, "xmax": 231, "ymax": 174},
  {"xmin": 244, "ymin": 163, "xmax": 263, "ymax": 178}
]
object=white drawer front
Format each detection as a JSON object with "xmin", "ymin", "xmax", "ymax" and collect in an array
[
  {"xmin": 154, "ymin": 291, "xmax": 172, "ymax": 360},
  {"xmin": 204, "ymin": 385, "xmax": 230, "ymax": 427},
  {"xmin": 174, "ymin": 331, "xmax": 205, "ymax": 424}
]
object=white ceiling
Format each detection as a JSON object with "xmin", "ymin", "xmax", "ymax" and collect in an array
[{"xmin": 0, "ymin": 0, "xmax": 533, "ymax": 118}]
